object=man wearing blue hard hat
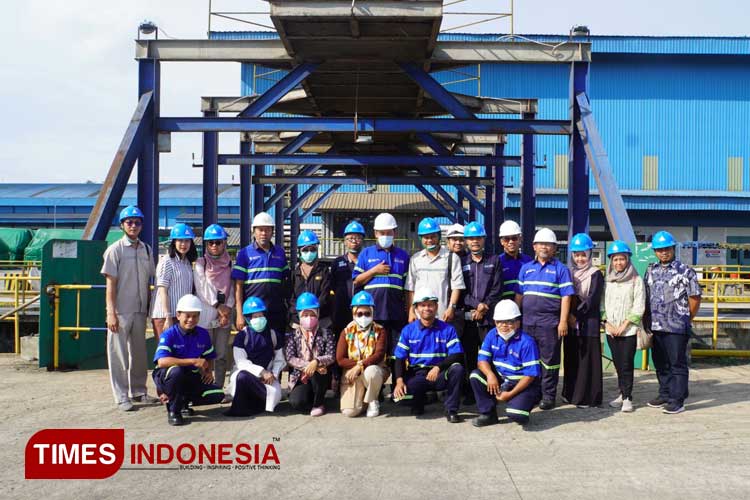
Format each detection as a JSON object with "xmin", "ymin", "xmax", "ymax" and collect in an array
[
  {"xmin": 644, "ymin": 231, "xmax": 702, "ymax": 415},
  {"xmin": 331, "ymin": 220, "xmax": 366, "ymax": 336},
  {"xmin": 289, "ymin": 230, "xmax": 332, "ymax": 328},
  {"xmin": 101, "ymin": 205, "xmax": 157, "ymax": 411}
]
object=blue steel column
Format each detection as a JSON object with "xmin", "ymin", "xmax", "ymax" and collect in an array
[
  {"xmin": 484, "ymin": 166, "xmax": 495, "ymax": 255},
  {"xmin": 274, "ymin": 168, "xmax": 284, "ymax": 248},
  {"xmin": 240, "ymin": 138, "xmax": 252, "ymax": 248},
  {"xmin": 521, "ymin": 112, "xmax": 536, "ymax": 256},
  {"xmin": 138, "ymin": 59, "xmax": 160, "ymax": 256},
  {"xmin": 469, "ymin": 170, "xmax": 478, "ymax": 221},
  {"xmin": 202, "ymin": 111, "xmax": 219, "ymax": 230},
  {"xmin": 290, "ymin": 186, "xmax": 300, "ymax": 261},
  {"xmin": 456, "ymin": 186, "xmax": 465, "ymax": 224},
  {"xmin": 493, "ymin": 143, "xmax": 505, "ymax": 242},
  {"xmin": 568, "ymin": 62, "xmax": 590, "ymax": 238},
  {"xmin": 692, "ymin": 226, "xmax": 699, "ymax": 265}
]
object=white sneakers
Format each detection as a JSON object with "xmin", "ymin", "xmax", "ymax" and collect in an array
[
  {"xmin": 610, "ymin": 394, "xmax": 634, "ymax": 412},
  {"xmin": 609, "ymin": 394, "xmax": 623, "ymax": 408},
  {"xmin": 366, "ymin": 400, "xmax": 380, "ymax": 418}
]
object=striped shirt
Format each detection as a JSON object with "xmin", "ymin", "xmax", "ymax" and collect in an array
[
  {"xmin": 150, "ymin": 256, "xmax": 194, "ymax": 318},
  {"xmin": 477, "ymin": 329, "xmax": 541, "ymax": 380},
  {"xmin": 518, "ymin": 258, "xmax": 575, "ymax": 328},
  {"xmin": 231, "ymin": 241, "xmax": 290, "ymax": 316},
  {"xmin": 352, "ymin": 244, "xmax": 410, "ymax": 323},
  {"xmin": 394, "ymin": 319, "xmax": 463, "ymax": 369}
]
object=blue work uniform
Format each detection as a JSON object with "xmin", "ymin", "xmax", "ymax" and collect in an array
[
  {"xmin": 231, "ymin": 241, "xmax": 291, "ymax": 333},
  {"xmin": 353, "ymin": 244, "xmax": 410, "ymax": 356},
  {"xmin": 331, "ymin": 254, "xmax": 357, "ymax": 335},
  {"xmin": 152, "ymin": 324, "xmax": 224, "ymax": 414},
  {"xmin": 644, "ymin": 260, "xmax": 702, "ymax": 407},
  {"xmin": 393, "ymin": 319, "xmax": 465, "ymax": 413},
  {"xmin": 500, "ymin": 252, "xmax": 533, "ymax": 299},
  {"xmin": 518, "ymin": 258, "xmax": 575, "ymax": 401},
  {"xmin": 470, "ymin": 329, "xmax": 542, "ymax": 424}
]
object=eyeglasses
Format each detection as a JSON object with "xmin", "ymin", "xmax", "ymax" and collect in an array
[
  {"xmin": 501, "ymin": 236, "xmax": 519, "ymax": 242},
  {"xmin": 300, "ymin": 246, "xmax": 317, "ymax": 252},
  {"xmin": 123, "ymin": 219, "xmax": 142, "ymax": 226},
  {"xmin": 206, "ymin": 240, "xmax": 224, "ymax": 246},
  {"xmin": 496, "ymin": 320, "xmax": 515, "ymax": 326},
  {"xmin": 345, "ymin": 236, "xmax": 363, "ymax": 242},
  {"xmin": 355, "ymin": 312, "xmax": 372, "ymax": 318}
]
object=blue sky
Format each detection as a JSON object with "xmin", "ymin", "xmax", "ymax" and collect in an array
[{"xmin": 1, "ymin": 0, "xmax": 747, "ymax": 183}]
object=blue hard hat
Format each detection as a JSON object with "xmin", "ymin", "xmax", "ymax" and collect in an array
[
  {"xmin": 170, "ymin": 223, "xmax": 195, "ymax": 240},
  {"xmin": 242, "ymin": 296, "xmax": 267, "ymax": 316},
  {"xmin": 351, "ymin": 291, "xmax": 375, "ymax": 308},
  {"xmin": 119, "ymin": 205, "xmax": 144, "ymax": 222},
  {"xmin": 297, "ymin": 230, "xmax": 320, "ymax": 247},
  {"xmin": 417, "ymin": 217, "xmax": 441, "ymax": 236},
  {"xmin": 464, "ymin": 222, "xmax": 487, "ymax": 238},
  {"xmin": 569, "ymin": 233, "xmax": 595, "ymax": 252},
  {"xmin": 607, "ymin": 240, "xmax": 632, "ymax": 257},
  {"xmin": 203, "ymin": 223, "xmax": 228, "ymax": 241},
  {"xmin": 652, "ymin": 231, "xmax": 677, "ymax": 250},
  {"xmin": 295, "ymin": 292, "xmax": 320, "ymax": 312},
  {"xmin": 343, "ymin": 220, "xmax": 366, "ymax": 236}
]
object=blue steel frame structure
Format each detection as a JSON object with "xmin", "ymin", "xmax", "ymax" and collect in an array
[{"xmin": 85, "ymin": 42, "xmax": 634, "ymax": 259}]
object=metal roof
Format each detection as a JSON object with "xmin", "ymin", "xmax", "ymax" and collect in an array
[{"xmin": 299, "ymin": 192, "xmax": 447, "ymax": 213}]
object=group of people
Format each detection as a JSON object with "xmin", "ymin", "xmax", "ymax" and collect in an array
[{"xmin": 101, "ymin": 204, "xmax": 702, "ymax": 427}]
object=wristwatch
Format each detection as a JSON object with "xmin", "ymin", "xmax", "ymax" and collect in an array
[{"xmin": 450, "ymin": 303, "xmax": 458, "ymax": 310}]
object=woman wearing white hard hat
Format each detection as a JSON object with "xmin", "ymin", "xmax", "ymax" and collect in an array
[
  {"xmin": 515, "ymin": 228, "xmax": 575, "ymax": 410},
  {"xmin": 470, "ymin": 300, "xmax": 542, "ymax": 427}
]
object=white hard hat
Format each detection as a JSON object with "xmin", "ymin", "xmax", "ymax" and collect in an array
[
  {"xmin": 493, "ymin": 300, "xmax": 521, "ymax": 321},
  {"xmin": 252, "ymin": 212, "xmax": 274, "ymax": 228},
  {"xmin": 446, "ymin": 223, "xmax": 465, "ymax": 238},
  {"xmin": 499, "ymin": 220, "xmax": 522, "ymax": 237},
  {"xmin": 533, "ymin": 227, "xmax": 557, "ymax": 244},
  {"xmin": 412, "ymin": 286, "xmax": 439, "ymax": 305},
  {"xmin": 373, "ymin": 212, "xmax": 398, "ymax": 231},
  {"xmin": 176, "ymin": 294, "xmax": 203, "ymax": 313}
]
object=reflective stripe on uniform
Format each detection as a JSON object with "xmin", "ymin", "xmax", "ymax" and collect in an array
[
  {"xmin": 410, "ymin": 353, "xmax": 447, "ymax": 358},
  {"xmin": 478, "ymin": 349, "xmax": 492, "ymax": 357},
  {"xmin": 540, "ymin": 360, "xmax": 560, "ymax": 370},
  {"xmin": 244, "ymin": 278, "xmax": 282, "ymax": 284},
  {"xmin": 397, "ymin": 342, "xmax": 410, "ymax": 351},
  {"xmin": 202, "ymin": 346, "xmax": 214, "ymax": 357},
  {"xmin": 201, "ymin": 389, "xmax": 224, "ymax": 398},
  {"xmin": 469, "ymin": 372, "xmax": 487, "ymax": 386},
  {"xmin": 446, "ymin": 338, "xmax": 460, "ymax": 348},
  {"xmin": 157, "ymin": 345, "xmax": 172, "ymax": 353},
  {"xmin": 523, "ymin": 291, "xmax": 562, "ymax": 300},
  {"xmin": 365, "ymin": 284, "xmax": 404, "ymax": 290},
  {"xmin": 519, "ymin": 280, "xmax": 569, "ymax": 288},
  {"xmin": 493, "ymin": 360, "xmax": 523, "ymax": 371},
  {"xmin": 506, "ymin": 407, "xmax": 530, "ymax": 416}
]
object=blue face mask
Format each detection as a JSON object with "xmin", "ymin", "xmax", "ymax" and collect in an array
[
  {"xmin": 377, "ymin": 235, "xmax": 394, "ymax": 248},
  {"xmin": 424, "ymin": 244, "xmax": 438, "ymax": 251},
  {"xmin": 249, "ymin": 316, "xmax": 267, "ymax": 332},
  {"xmin": 300, "ymin": 251, "xmax": 317, "ymax": 263}
]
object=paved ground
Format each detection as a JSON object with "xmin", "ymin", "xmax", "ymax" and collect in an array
[{"xmin": 2, "ymin": 354, "xmax": 749, "ymax": 500}]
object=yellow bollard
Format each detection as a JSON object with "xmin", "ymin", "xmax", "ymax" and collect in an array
[
  {"xmin": 53, "ymin": 286, "xmax": 60, "ymax": 370},
  {"xmin": 712, "ymin": 280, "xmax": 719, "ymax": 350},
  {"xmin": 13, "ymin": 280, "xmax": 20, "ymax": 355}
]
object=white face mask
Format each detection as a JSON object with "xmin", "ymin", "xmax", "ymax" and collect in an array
[
  {"xmin": 354, "ymin": 315, "xmax": 373, "ymax": 330},
  {"xmin": 377, "ymin": 235, "xmax": 394, "ymax": 248},
  {"xmin": 499, "ymin": 329, "xmax": 515, "ymax": 341}
]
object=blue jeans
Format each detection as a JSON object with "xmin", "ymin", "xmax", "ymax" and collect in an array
[{"xmin": 652, "ymin": 331, "xmax": 690, "ymax": 406}]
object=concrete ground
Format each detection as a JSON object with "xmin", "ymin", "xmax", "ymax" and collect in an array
[{"xmin": 2, "ymin": 354, "xmax": 749, "ymax": 500}]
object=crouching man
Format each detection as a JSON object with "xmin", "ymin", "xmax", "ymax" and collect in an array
[
  {"xmin": 471, "ymin": 300, "xmax": 542, "ymax": 426},
  {"xmin": 152, "ymin": 294, "xmax": 225, "ymax": 426}
]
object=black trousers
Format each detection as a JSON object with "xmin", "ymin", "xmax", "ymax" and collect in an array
[
  {"xmin": 607, "ymin": 335, "xmax": 637, "ymax": 400},
  {"xmin": 652, "ymin": 331, "xmax": 690, "ymax": 406},
  {"xmin": 525, "ymin": 325, "xmax": 561, "ymax": 401},
  {"xmin": 463, "ymin": 320, "xmax": 491, "ymax": 376},
  {"xmin": 288, "ymin": 371, "xmax": 332, "ymax": 412},
  {"xmin": 562, "ymin": 335, "xmax": 603, "ymax": 406}
]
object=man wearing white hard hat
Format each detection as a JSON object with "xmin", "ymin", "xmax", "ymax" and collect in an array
[
  {"xmin": 470, "ymin": 300, "xmax": 542, "ymax": 427},
  {"xmin": 515, "ymin": 228, "xmax": 574, "ymax": 410},
  {"xmin": 232, "ymin": 212, "xmax": 291, "ymax": 335},
  {"xmin": 498, "ymin": 220, "xmax": 532, "ymax": 300},
  {"xmin": 446, "ymin": 223, "xmax": 467, "ymax": 258},
  {"xmin": 152, "ymin": 294, "xmax": 225, "ymax": 426},
  {"xmin": 353, "ymin": 212, "xmax": 410, "ymax": 365}
]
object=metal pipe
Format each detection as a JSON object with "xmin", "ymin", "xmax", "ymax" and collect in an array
[
  {"xmin": 692, "ymin": 350, "xmax": 750, "ymax": 358},
  {"xmin": 53, "ymin": 286, "xmax": 60, "ymax": 370}
]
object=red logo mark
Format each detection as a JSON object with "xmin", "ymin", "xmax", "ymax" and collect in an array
[{"xmin": 25, "ymin": 429, "xmax": 124, "ymax": 479}]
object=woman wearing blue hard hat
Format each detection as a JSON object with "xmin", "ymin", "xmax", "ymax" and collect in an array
[
  {"xmin": 284, "ymin": 292, "xmax": 336, "ymax": 416},
  {"xmin": 602, "ymin": 240, "xmax": 645, "ymax": 413},
  {"xmin": 563, "ymin": 232, "xmax": 604, "ymax": 408},
  {"xmin": 335, "ymin": 291, "xmax": 389, "ymax": 417},
  {"xmin": 289, "ymin": 230, "xmax": 332, "ymax": 328},
  {"xmin": 193, "ymin": 224, "xmax": 234, "ymax": 394},
  {"xmin": 225, "ymin": 297, "xmax": 285, "ymax": 416},
  {"xmin": 643, "ymin": 231, "xmax": 701, "ymax": 415},
  {"xmin": 150, "ymin": 223, "xmax": 198, "ymax": 340}
]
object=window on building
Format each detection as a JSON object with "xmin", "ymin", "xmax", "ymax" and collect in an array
[
  {"xmin": 554, "ymin": 154, "xmax": 568, "ymax": 189},
  {"xmin": 728, "ymin": 157, "xmax": 743, "ymax": 191},
  {"xmin": 643, "ymin": 156, "xmax": 658, "ymax": 190}
]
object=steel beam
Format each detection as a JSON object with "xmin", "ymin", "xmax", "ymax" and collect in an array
[
  {"xmin": 521, "ymin": 112, "xmax": 536, "ymax": 256},
  {"xmin": 254, "ymin": 176, "xmax": 493, "ymax": 186},
  {"xmin": 202, "ymin": 111, "xmax": 219, "ymax": 230},
  {"xmin": 414, "ymin": 186, "xmax": 456, "ymax": 222},
  {"xmin": 485, "ymin": 166, "xmax": 495, "ymax": 255},
  {"xmin": 257, "ymin": 133, "xmax": 318, "ymax": 212},
  {"xmin": 431, "ymin": 41, "xmax": 592, "ymax": 68},
  {"xmin": 83, "ymin": 92, "xmax": 153, "ymax": 240},
  {"xmin": 289, "ymin": 186, "xmax": 300, "ymax": 261},
  {"xmin": 158, "ymin": 117, "xmax": 572, "ymax": 135},
  {"xmin": 274, "ymin": 168, "xmax": 284, "ymax": 247},
  {"xmin": 135, "ymin": 39, "xmax": 292, "ymax": 65},
  {"xmin": 469, "ymin": 170, "xmax": 478, "ymax": 221},
  {"xmin": 240, "ymin": 139, "xmax": 252, "ymax": 248},
  {"xmin": 301, "ymin": 184, "xmax": 341, "ymax": 220},
  {"xmin": 414, "ymin": 168, "xmax": 469, "ymax": 221},
  {"xmin": 137, "ymin": 59, "xmax": 160, "ymax": 256},
  {"xmin": 575, "ymin": 92, "xmax": 637, "ymax": 244},
  {"xmin": 284, "ymin": 184, "xmax": 322, "ymax": 218},
  {"xmin": 492, "ymin": 143, "xmax": 505, "ymax": 243},
  {"xmin": 239, "ymin": 63, "xmax": 317, "ymax": 118},
  {"xmin": 219, "ymin": 154, "xmax": 521, "ymax": 167},
  {"xmin": 399, "ymin": 62, "xmax": 474, "ymax": 119},
  {"xmin": 263, "ymin": 165, "xmax": 322, "ymax": 211},
  {"xmin": 568, "ymin": 63, "xmax": 590, "ymax": 241}
]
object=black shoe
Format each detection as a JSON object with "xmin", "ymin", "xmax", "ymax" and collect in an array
[
  {"xmin": 410, "ymin": 405, "xmax": 425, "ymax": 416},
  {"xmin": 181, "ymin": 406, "xmax": 195, "ymax": 417},
  {"xmin": 168, "ymin": 411, "xmax": 185, "ymax": 426},
  {"xmin": 539, "ymin": 399, "xmax": 555, "ymax": 411},
  {"xmin": 662, "ymin": 403, "xmax": 685, "ymax": 414},
  {"xmin": 472, "ymin": 412, "xmax": 499, "ymax": 427},
  {"xmin": 647, "ymin": 397, "xmax": 668, "ymax": 408},
  {"xmin": 446, "ymin": 411, "xmax": 463, "ymax": 423}
]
